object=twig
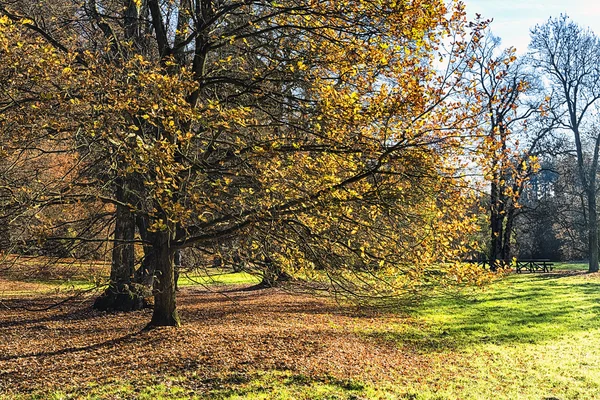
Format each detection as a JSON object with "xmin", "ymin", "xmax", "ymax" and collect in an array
[{"xmin": 0, "ymin": 299, "xmax": 11, "ymax": 310}]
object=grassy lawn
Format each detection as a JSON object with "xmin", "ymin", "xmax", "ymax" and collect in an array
[
  {"xmin": 198, "ymin": 271, "xmax": 600, "ymax": 399},
  {"xmin": 392, "ymin": 271, "xmax": 600, "ymax": 399},
  {"xmin": 2, "ymin": 265, "xmax": 600, "ymax": 399},
  {"xmin": 551, "ymin": 261, "xmax": 589, "ymax": 271},
  {"xmin": 178, "ymin": 270, "xmax": 260, "ymax": 287}
]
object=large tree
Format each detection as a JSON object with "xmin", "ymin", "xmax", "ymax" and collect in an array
[
  {"xmin": 530, "ymin": 15, "xmax": 600, "ymax": 272},
  {"xmin": 1, "ymin": 1, "xmax": 490, "ymax": 327}
]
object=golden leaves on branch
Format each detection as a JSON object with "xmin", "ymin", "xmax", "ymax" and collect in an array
[{"xmin": 1, "ymin": 0, "xmax": 495, "ymax": 300}]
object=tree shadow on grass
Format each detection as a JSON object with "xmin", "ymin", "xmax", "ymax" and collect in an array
[
  {"xmin": 0, "ymin": 308, "xmax": 96, "ymax": 329},
  {"xmin": 524, "ymin": 271, "xmax": 584, "ymax": 280},
  {"xmin": 179, "ymin": 286, "xmax": 389, "ymax": 321},
  {"xmin": 363, "ymin": 275, "xmax": 600, "ymax": 352},
  {"xmin": 0, "ymin": 300, "xmax": 130, "ymax": 328}
]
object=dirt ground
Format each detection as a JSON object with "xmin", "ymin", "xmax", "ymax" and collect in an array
[{"xmin": 0, "ymin": 285, "xmax": 427, "ymax": 396}]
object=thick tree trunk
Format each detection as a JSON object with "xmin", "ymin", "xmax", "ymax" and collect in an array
[
  {"xmin": 109, "ymin": 206, "xmax": 135, "ymax": 285},
  {"xmin": 94, "ymin": 180, "xmax": 146, "ymax": 311},
  {"xmin": 588, "ymin": 190, "xmax": 599, "ymax": 273},
  {"xmin": 134, "ymin": 214, "xmax": 156, "ymax": 287},
  {"xmin": 501, "ymin": 208, "xmax": 515, "ymax": 263},
  {"xmin": 489, "ymin": 181, "xmax": 504, "ymax": 272},
  {"xmin": 147, "ymin": 231, "xmax": 180, "ymax": 327}
]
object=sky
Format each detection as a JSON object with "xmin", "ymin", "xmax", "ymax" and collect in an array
[{"xmin": 462, "ymin": 0, "xmax": 600, "ymax": 53}]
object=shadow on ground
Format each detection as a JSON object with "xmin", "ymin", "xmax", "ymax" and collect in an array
[{"xmin": 363, "ymin": 273, "xmax": 600, "ymax": 351}]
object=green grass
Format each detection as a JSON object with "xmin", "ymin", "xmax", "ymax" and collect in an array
[
  {"xmin": 178, "ymin": 270, "xmax": 260, "ymax": 287},
  {"xmin": 360, "ymin": 272, "xmax": 600, "ymax": 399},
  {"xmin": 0, "ymin": 279, "xmax": 99, "ymax": 297},
  {"xmin": 552, "ymin": 261, "xmax": 589, "ymax": 271},
  {"xmin": 188, "ymin": 273, "xmax": 600, "ymax": 398},
  {"xmin": 0, "ymin": 270, "xmax": 259, "ymax": 296},
  {"xmin": 13, "ymin": 373, "xmax": 373, "ymax": 400},
  {"xmin": 7, "ymin": 268, "xmax": 600, "ymax": 399}
]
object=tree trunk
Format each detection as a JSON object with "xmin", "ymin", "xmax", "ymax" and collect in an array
[
  {"xmin": 501, "ymin": 207, "xmax": 515, "ymax": 263},
  {"xmin": 134, "ymin": 214, "xmax": 156, "ymax": 287},
  {"xmin": 94, "ymin": 180, "xmax": 146, "ymax": 311},
  {"xmin": 147, "ymin": 231, "xmax": 180, "ymax": 327},
  {"xmin": 588, "ymin": 190, "xmax": 599, "ymax": 272},
  {"xmin": 260, "ymin": 256, "xmax": 292, "ymax": 287},
  {"xmin": 489, "ymin": 181, "xmax": 504, "ymax": 272},
  {"xmin": 109, "ymin": 204, "xmax": 135, "ymax": 285}
]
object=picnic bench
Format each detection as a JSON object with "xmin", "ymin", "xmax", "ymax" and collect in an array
[
  {"xmin": 464, "ymin": 258, "xmax": 554, "ymax": 273},
  {"xmin": 515, "ymin": 259, "xmax": 554, "ymax": 273}
]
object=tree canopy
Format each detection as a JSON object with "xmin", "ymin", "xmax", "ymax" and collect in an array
[{"xmin": 0, "ymin": 0, "xmax": 498, "ymax": 326}]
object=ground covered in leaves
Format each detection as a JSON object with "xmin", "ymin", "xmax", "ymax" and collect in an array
[
  {"xmin": 2, "ymin": 266, "xmax": 600, "ymax": 399},
  {"xmin": 1, "ymin": 286, "xmax": 431, "ymax": 398}
]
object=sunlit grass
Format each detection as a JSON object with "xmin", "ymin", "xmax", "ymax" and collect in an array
[
  {"xmin": 12, "ymin": 373, "xmax": 372, "ymax": 400},
  {"xmin": 552, "ymin": 261, "xmax": 589, "ymax": 271},
  {"xmin": 178, "ymin": 270, "xmax": 260, "ymax": 287},
  {"xmin": 198, "ymin": 272, "xmax": 600, "ymax": 399},
  {"xmin": 0, "ymin": 264, "xmax": 259, "ymax": 296},
  {"xmin": 361, "ymin": 272, "xmax": 600, "ymax": 399}
]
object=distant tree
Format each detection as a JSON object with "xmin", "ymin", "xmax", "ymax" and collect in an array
[
  {"xmin": 546, "ymin": 155, "xmax": 589, "ymax": 260},
  {"xmin": 469, "ymin": 32, "xmax": 557, "ymax": 270},
  {"xmin": 515, "ymin": 161, "xmax": 565, "ymax": 260},
  {"xmin": 530, "ymin": 15, "xmax": 600, "ymax": 272}
]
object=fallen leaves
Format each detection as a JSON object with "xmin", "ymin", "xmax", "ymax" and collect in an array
[{"xmin": 0, "ymin": 286, "xmax": 430, "ymax": 396}]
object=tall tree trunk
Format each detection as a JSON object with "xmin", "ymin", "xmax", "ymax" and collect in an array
[
  {"xmin": 489, "ymin": 180, "xmax": 503, "ymax": 272},
  {"xmin": 94, "ymin": 179, "xmax": 146, "ymax": 311},
  {"xmin": 123, "ymin": 0, "xmax": 149, "ymax": 56},
  {"xmin": 147, "ymin": 230, "xmax": 180, "ymax": 327},
  {"xmin": 109, "ymin": 200, "xmax": 135, "ymax": 286},
  {"xmin": 587, "ymin": 136, "xmax": 600, "ymax": 273},
  {"xmin": 588, "ymin": 189, "xmax": 599, "ymax": 272},
  {"xmin": 501, "ymin": 207, "xmax": 515, "ymax": 263},
  {"xmin": 134, "ymin": 214, "xmax": 156, "ymax": 287}
]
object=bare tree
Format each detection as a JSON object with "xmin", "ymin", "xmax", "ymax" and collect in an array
[
  {"xmin": 530, "ymin": 15, "xmax": 600, "ymax": 272},
  {"xmin": 470, "ymin": 32, "xmax": 557, "ymax": 270}
]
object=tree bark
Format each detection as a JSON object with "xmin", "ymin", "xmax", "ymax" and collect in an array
[
  {"xmin": 501, "ymin": 207, "xmax": 516, "ymax": 263},
  {"xmin": 588, "ymin": 190, "xmax": 599, "ymax": 272},
  {"xmin": 94, "ymin": 179, "xmax": 147, "ymax": 311},
  {"xmin": 109, "ymin": 186, "xmax": 135, "ymax": 285},
  {"xmin": 489, "ymin": 180, "xmax": 504, "ymax": 272},
  {"xmin": 147, "ymin": 231, "xmax": 180, "ymax": 327}
]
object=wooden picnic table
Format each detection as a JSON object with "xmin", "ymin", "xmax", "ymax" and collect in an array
[
  {"xmin": 515, "ymin": 259, "xmax": 554, "ymax": 273},
  {"xmin": 464, "ymin": 259, "xmax": 554, "ymax": 273}
]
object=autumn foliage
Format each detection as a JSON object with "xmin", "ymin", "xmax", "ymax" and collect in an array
[{"xmin": 0, "ymin": 0, "xmax": 498, "ymax": 325}]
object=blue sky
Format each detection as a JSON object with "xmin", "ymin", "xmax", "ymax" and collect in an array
[{"xmin": 462, "ymin": 0, "xmax": 600, "ymax": 53}]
